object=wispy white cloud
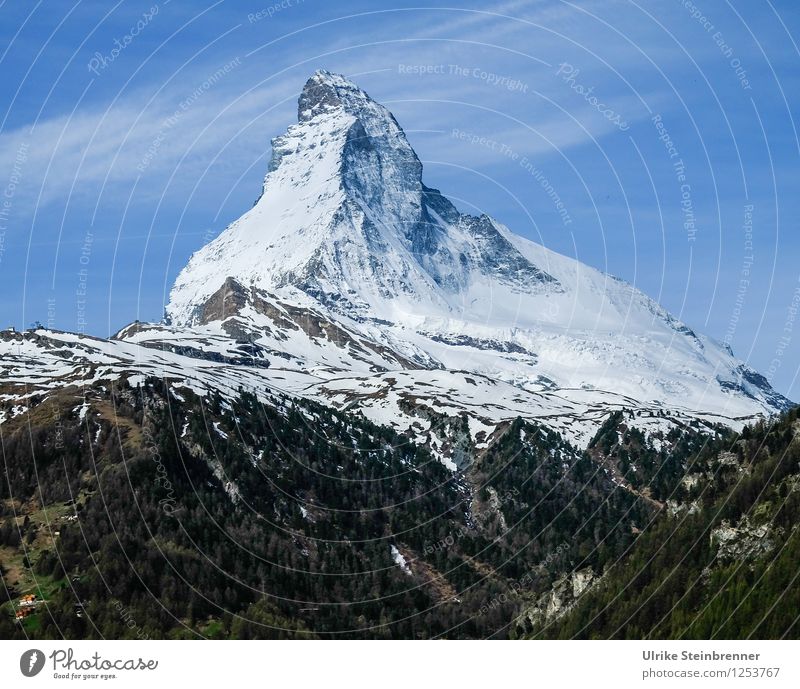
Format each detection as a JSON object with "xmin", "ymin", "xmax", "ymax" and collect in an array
[
  {"xmin": 0, "ymin": 0, "xmax": 670, "ymax": 216},
  {"xmin": 0, "ymin": 70, "xmax": 298, "ymax": 209}
]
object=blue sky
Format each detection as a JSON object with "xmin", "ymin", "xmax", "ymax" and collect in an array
[{"xmin": 0, "ymin": 0, "xmax": 799, "ymax": 399}]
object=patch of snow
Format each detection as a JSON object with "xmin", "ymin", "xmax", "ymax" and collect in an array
[{"xmin": 390, "ymin": 544, "xmax": 412, "ymax": 575}]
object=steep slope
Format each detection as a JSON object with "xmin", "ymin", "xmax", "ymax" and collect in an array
[
  {"xmin": 526, "ymin": 407, "xmax": 800, "ymax": 640},
  {"xmin": 0, "ymin": 377, "xmax": 649, "ymax": 639},
  {"xmin": 3, "ymin": 376, "xmax": 796, "ymax": 639}
]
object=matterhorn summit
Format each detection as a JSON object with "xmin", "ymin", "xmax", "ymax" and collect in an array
[{"xmin": 167, "ymin": 70, "xmax": 560, "ymax": 329}]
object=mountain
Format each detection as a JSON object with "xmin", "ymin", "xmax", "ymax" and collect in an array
[
  {"xmin": 167, "ymin": 69, "xmax": 559, "ymax": 325},
  {"xmin": 0, "ymin": 70, "xmax": 792, "ymax": 462},
  {"xmin": 1, "ymin": 71, "xmax": 797, "ymax": 641}
]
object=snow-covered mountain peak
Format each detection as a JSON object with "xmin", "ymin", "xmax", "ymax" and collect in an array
[
  {"xmin": 298, "ymin": 70, "xmax": 404, "ymax": 131},
  {"xmin": 159, "ymin": 71, "xmax": 792, "ymax": 427},
  {"xmin": 298, "ymin": 69, "xmax": 365, "ymax": 119},
  {"xmin": 0, "ymin": 72, "xmax": 792, "ymax": 474},
  {"xmin": 286, "ymin": 69, "xmax": 422, "ymax": 188},
  {"xmin": 168, "ymin": 71, "xmax": 556, "ymax": 327}
]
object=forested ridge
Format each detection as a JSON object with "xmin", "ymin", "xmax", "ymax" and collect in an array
[
  {"xmin": 530, "ymin": 406, "xmax": 800, "ymax": 639},
  {"xmin": 1, "ymin": 377, "xmax": 796, "ymax": 639}
]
